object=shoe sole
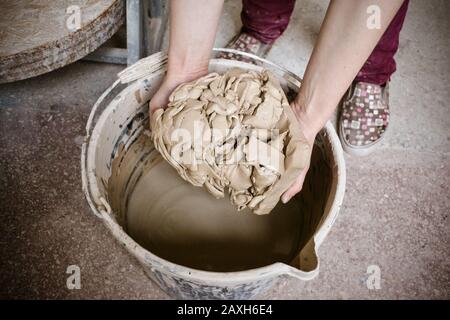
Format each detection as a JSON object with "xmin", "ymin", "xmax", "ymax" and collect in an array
[{"xmin": 339, "ymin": 132, "xmax": 385, "ymax": 156}]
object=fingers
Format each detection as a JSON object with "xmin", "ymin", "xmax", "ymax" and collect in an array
[
  {"xmin": 148, "ymin": 81, "xmax": 174, "ymax": 129},
  {"xmin": 149, "ymin": 69, "xmax": 210, "ymax": 123},
  {"xmin": 281, "ymin": 167, "xmax": 308, "ymax": 204},
  {"xmin": 149, "ymin": 82, "xmax": 170, "ymax": 114}
]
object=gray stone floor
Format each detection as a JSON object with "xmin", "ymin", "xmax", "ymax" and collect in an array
[{"xmin": 0, "ymin": 0, "xmax": 449, "ymax": 299}]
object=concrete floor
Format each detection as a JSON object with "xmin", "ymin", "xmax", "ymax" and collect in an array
[{"xmin": 0, "ymin": 0, "xmax": 449, "ymax": 299}]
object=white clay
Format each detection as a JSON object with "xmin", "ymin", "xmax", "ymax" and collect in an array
[{"xmin": 151, "ymin": 69, "xmax": 311, "ymax": 214}]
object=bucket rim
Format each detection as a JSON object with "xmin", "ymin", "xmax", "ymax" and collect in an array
[{"xmin": 81, "ymin": 49, "xmax": 346, "ymax": 281}]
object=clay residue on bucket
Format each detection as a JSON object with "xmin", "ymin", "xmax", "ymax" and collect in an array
[{"xmin": 107, "ymin": 131, "xmax": 331, "ymax": 272}]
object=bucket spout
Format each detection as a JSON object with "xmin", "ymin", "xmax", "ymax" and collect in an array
[{"xmin": 283, "ymin": 239, "xmax": 319, "ymax": 281}]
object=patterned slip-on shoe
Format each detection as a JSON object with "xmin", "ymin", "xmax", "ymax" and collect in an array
[
  {"xmin": 339, "ymin": 81, "xmax": 390, "ymax": 156},
  {"xmin": 217, "ymin": 31, "xmax": 272, "ymax": 63}
]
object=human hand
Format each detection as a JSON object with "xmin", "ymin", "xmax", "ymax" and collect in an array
[
  {"xmin": 281, "ymin": 100, "xmax": 318, "ymax": 203},
  {"xmin": 150, "ymin": 0, "xmax": 223, "ymax": 124}
]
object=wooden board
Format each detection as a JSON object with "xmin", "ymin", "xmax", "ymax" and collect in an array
[{"xmin": 0, "ymin": 0, "xmax": 125, "ymax": 83}]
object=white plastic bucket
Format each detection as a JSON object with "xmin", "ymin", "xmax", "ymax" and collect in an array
[{"xmin": 81, "ymin": 49, "xmax": 346, "ymax": 299}]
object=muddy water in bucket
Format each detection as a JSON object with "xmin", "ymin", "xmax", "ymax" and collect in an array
[{"xmin": 108, "ymin": 128, "xmax": 330, "ymax": 273}]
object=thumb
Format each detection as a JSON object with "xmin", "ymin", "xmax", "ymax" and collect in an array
[{"xmin": 281, "ymin": 167, "xmax": 308, "ymax": 203}]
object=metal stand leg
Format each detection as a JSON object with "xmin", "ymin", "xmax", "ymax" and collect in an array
[
  {"xmin": 144, "ymin": 0, "xmax": 169, "ymax": 55},
  {"xmin": 126, "ymin": 0, "xmax": 144, "ymax": 65},
  {"xmin": 84, "ymin": 0, "xmax": 168, "ymax": 65}
]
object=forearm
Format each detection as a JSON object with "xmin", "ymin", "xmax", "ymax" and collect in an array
[
  {"xmin": 167, "ymin": 0, "xmax": 224, "ymax": 80},
  {"xmin": 293, "ymin": 0, "xmax": 404, "ymax": 140}
]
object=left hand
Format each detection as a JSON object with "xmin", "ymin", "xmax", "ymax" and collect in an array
[{"xmin": 281, "ymin": 101, "xmax": 319, "ymax": 203}]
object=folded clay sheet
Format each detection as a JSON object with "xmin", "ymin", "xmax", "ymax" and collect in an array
[{"xmin": 151, "ymin": 68, "xmax": 311, "ymax": 214}]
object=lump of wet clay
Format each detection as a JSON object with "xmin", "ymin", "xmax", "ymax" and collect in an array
[{"xmin": 151, "ymin": 68, "xmax": 310, "ymax": 215}]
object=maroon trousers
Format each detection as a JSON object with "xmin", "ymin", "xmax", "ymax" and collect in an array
[{"xmin": 241, "ymin": 0, "xmax": 409, "ymax": 85}]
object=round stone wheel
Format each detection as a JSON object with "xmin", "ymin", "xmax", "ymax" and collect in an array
[{"xmin": 0, "ymin": 0, "xmax": 125, "ymax": 83}]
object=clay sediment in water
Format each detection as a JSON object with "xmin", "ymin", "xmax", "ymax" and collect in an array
[{"xmin": 151, "ymin": 68, "xmax": 311, "ymax": 214}]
